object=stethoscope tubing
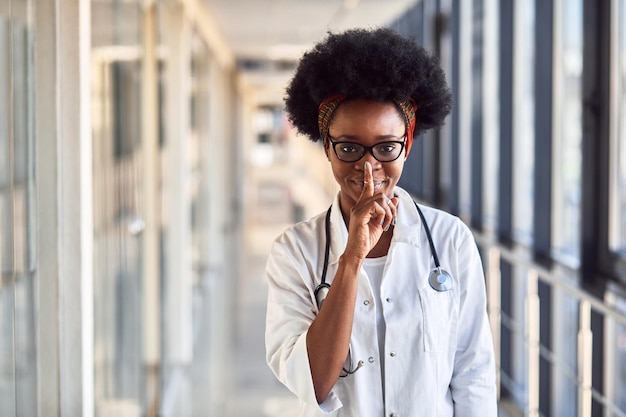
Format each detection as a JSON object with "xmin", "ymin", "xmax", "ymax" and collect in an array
[{"xmin": 316, "ymin": 199, "xmax": 452, "ymax": 307}]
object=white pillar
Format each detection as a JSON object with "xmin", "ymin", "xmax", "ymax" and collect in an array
[
  {"xmin": 163, "ymin": 3, "xmax": 193, "ymax": 365},
  {"xmin": 141, "ymin": 1, "xmax": 161, "ymax": 367},
  {"xmin": 35, "ymin": 1, "xmax": 94, "ymax": 416}
]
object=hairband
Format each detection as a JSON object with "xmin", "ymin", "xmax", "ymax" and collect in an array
[{"xmin": 317, "ymin": 95, "xmax": 418, "ymax": 156}]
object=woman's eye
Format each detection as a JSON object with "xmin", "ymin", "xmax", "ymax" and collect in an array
[
  {"xmin": 339, "ymin": 144, "xmax": 359, "ymax": 154},
  {"xmin": 378, "ymin": 144, "xmax": 398, "ymax": 153}
]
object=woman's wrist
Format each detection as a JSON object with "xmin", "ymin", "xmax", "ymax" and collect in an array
[{"xmin": 339, "ymin": 252, "xmax": 364, "ymax": 271}]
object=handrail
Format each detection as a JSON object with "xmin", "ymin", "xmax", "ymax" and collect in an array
[
  {"xmin": 470, "ymin": 228, "xmax": 626, "ymax": 417},
  {"xmin": 473, "ymin": 232, "xmax": 626, "ymax": 326}
]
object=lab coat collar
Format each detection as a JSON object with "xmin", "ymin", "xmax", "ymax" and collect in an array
[{"xmin": 327, "ymin": 186, "xmax": 423, "ymax": 266}]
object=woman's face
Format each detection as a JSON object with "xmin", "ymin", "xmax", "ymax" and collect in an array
[{"xmin": 326, "ymin": 99, "xmax": 407, "ymax": 214}]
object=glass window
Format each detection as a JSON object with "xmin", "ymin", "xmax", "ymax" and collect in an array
[
  {"xmin": 0, "ymin": 17, "xmax": 8, "ymax": 190},
  {"xmin": 190, "ymin": 32, "xmax": 210, "ymax": 290},
  {"xmin": 91, "ymin": 1, "xmax": 145, "ymax": 415},
  {"xmin": 13, "ymin": 1, "xmax": 37, "ymax": 413},
  {"xmin": 551, "ymin": 280, "xmax": 579, "ymax": 417},
  {"xmin": 509, "ymin": 265, "xmax": 529, "ymax": 406},
  {"xmin": 512, "ymin": 0, "xmax": 535, "ymax": 244},
  {"xmin": 482, "ymin": 0, "xmax": 499, "ymax": 229},
  {"xmin": 0, "ymin": 1, "xmax": 37, "ymax": 415},
  {"xmin": 458, "ymin": 0, "xmax": 473, "ymax": 218},
  {"xmin": 610, "ymin": 0, "xmax": 626, "ymax": 256},
  {"xmin": 612, "ymin": 314, "xmax": 626, "ymax": 411},
  {"xmin": 604, "ymin": 293, "xmax": 626, "ymax": 414},
  {"xmin": 609, "ymin": 4, "xmax": 626, "ymax": 412},
  {"xmin": 0, "ymin": 7, "xmax": 14, "ymax": 415},
  {"xmin": 552, "ymin": 0, "xmax": 583, "ymax": 263}
]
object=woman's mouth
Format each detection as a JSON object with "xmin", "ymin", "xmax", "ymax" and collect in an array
[{"xmin": 350, "ymin": 179, "xmax": 386, "ymax": 193}]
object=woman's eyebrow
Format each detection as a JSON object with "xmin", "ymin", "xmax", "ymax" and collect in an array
[{"xmin": 331, "ymin": 133, "xmax": 405, "ymax": 141}]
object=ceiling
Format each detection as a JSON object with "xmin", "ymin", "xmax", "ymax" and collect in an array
[{"xmin": 202, "ymin": 0, "xmax": 419, "ymax": 105}]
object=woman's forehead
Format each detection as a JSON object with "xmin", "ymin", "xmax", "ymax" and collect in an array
[{"xmin": 330, "ymin": 99, "xmax": 405, "ymax": 134}]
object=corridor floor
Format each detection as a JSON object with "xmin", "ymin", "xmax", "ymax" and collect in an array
[{"xmin": 227, "ymin": 165, "xmax": 302, "ymax": 417}]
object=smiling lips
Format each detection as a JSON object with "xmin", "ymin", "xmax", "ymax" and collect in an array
[{"xmin": 351, "ymin": 178, "xmax": 386, "ymax": 192}]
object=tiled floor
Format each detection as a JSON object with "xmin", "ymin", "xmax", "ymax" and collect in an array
[
  {"xmin": 227, "ymin": 168, "xmax": 301, "ymax": 416},
  {"xmin": 228, "ymin": 239, "xmax": 300, "ymax": 417}
]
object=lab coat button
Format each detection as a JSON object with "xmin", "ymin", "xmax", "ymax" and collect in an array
[
  {"xmin": 386, "ymin": 297, "xmax": 392, "ymax": 303},
  {"xmin": 363, "ymin": 300, "xmax": 370, "ymax": 306},
  {"xmin": 368, "ymin": 356, "xmax": 374, "ymax": 363},
  {"xmin": 390, "ymin": 351, "xmax": 396, "ymax": 357},
  {"xmin": 390, "ymin": 413, "xmax": 396, "ymax": 417}
]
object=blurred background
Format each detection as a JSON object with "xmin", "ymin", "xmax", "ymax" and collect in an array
[{"xmin": 1, "ymin": 0, "xmax": 626, "ymax": 416}]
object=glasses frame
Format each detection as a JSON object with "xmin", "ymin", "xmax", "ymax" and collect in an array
[{"xmin": 327, "ymin": 135, "xmax": 407, "ymax": 163}]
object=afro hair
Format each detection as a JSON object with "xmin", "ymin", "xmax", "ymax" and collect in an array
[{"xmin": 284, "ymin": 27, "xmax": 452, "ymax": 142}]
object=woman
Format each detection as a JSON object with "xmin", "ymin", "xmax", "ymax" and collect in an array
[{"xmin": 265, "ymin": 28, "xmax": 497, "ymax": 416}]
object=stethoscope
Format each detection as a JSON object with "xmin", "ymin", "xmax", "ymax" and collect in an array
[{"xmin": 314, "ymin": 200, "xmax": 453, "ymax": 310}]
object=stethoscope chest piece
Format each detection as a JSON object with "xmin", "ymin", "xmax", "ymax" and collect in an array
[
  {"xmin": 429, "ymin": 267, "xmax": 453, "ymax": 292},
  {"xmin": 314, "ymin": 283, "xmax": 330, "ymax": 310}
]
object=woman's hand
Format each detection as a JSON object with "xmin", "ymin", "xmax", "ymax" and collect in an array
[{"xmin": 344, "ymin": 162, "xmax": 398, "ymax": 260}]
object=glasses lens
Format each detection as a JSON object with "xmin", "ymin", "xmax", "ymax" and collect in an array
[
  {"xmin": 335, "ymin": 143, "xmax": 365, "ymax": 162},
  {"xmin": 332, "ymin": 140, "xmax": 405, "ymax": 162},
  {"xmin": 373, "ymin": 141, "xmax": 403, "ymax": 162}
]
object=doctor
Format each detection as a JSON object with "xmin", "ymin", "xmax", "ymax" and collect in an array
[{"xmin": 265, "ymin": 28, "xmax": 497, "ymax": 416}]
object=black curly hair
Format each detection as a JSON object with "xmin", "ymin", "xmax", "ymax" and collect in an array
[{"xmin": 285, "ymin": 27, "xmax": 452, "ymax": 142}]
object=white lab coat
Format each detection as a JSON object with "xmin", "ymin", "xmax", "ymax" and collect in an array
[{"xmin": 265, "ymin": 187, "xmax": 497, "ymax": 417}]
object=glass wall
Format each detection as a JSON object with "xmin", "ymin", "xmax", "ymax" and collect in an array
[
  {"xmin": 551, "ymin": 288, "xmax": 578, "ymax": 417},
  {"xmin": 0, "ymin": 0, "xmax": 241, "ymax": 415},
  {"xmin": 512, "ymin": 0, "xmax": 535, "ymax": 244},
  {"xmin": 0, "ymin": 1, "xmax": 37, "ymax": 416},
  {"xmin": 552, "ymin": 0, "xmax": 583, "ymax": 263},
  {"xmin": 392, "ymin": 0, "xmax": 626, "ymax": 415},
  {"xmin": 611, "ymin": 0, "xmax": 626, "ymax": 255},
  {"xmin": 611, "ymin": 306, "xmax": 626, "ymax": 412},
  {"xmin": 0, "ymin": 7, "xmax": 13, "ymax": 414},
  {"xmin": 610, "ymin": 3, "xmax": 626, "ymax": 412},
  {"xmin": 551, "ymin": 3, "xmax": 583, "ymax": 412},
  {"xmin": 91, "ymin": 1, "xmax": 147, "ymax": 414},
  {"xmin": 482, "ymin": 0, "xmax": 499, "ymax": 229},
  {"xmin": 457, "ymin": 0, "xmax": 472, "ymax": 218}
]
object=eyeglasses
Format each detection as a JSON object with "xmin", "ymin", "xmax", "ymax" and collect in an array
[{"xmin": 328, "ymin": 135, "xmax": 406, "ymax": 163}]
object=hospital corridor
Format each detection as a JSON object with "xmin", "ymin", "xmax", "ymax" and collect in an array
[{"xmin": 1, "ymin": 0, "xmax": 626, "ymax": 416}]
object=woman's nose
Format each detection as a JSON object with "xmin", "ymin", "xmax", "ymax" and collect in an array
[{"xmin": 356, "ymin": 150, "xmax": 380, "ymax": 168}]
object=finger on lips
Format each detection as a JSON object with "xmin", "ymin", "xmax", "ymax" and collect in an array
[
  {"xmin": 360, "ymin": 162, "xmax": 399, "ymax": 229},
  {"xmin": 363, "ymin": 162, "xmax": 374, "ymax": 197}
]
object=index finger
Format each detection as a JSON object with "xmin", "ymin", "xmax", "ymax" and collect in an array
[{"xmin": 360, "ymin": 161, "xmax": 374, "ymax": 200}]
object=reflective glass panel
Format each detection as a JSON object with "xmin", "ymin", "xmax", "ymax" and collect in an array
[
  {"xmin": 552, "ymin": 284, "xmax": 579, "ymax": 417},
  {"xmin": 509, "ymin": 265, "xmax": 529, "ymax": 405},
  {"xmin": 12, "ymin": 1, "xmax": 37, "ymax": 415},
  {"xmin": 482, "ymin": 0, "xmax": 499, "ymax": 229},
  {"xmin": 552, "ymin": 0, "xmax": 582, "ymax": 262},
  {"xmin": 458, "ymin": 0, "xmax": 472, "ymax": 216},
  {"xmin": 0, "ymin": 4, "xmax": 15, "ymax": 414},
  {"xmin": 0, "ymin": 1, "xmax": 37, "ymax": 415},
  {"xmin": 512, "ymin": 0, "xmax": 535, "ymax": 244},
  {"xmin": 611, "ymin": 0, "xmax": 626, "ymax": 254},
  {"xmin": 613, "ymin": 317, "xmax": 626, "ymax": 412},
  {"xmin": 91, "ymin": 1, "xmax": 145, "ymax": 415}
]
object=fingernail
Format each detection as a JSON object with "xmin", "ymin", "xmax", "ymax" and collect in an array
[
  {"xmin": 364, "ymin": 161, "xmax": 369, "ymax": 170},
  {"xmin": 384, "ymin": 225, "xmax": 390, "ymax": 231},
  {"xmin": 381, "ymin": 219, "xmax": 385, "ymax": 226},
  {"xmin": 393, "ymin": 218, "xmax": 397, "ymax": 225}
]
